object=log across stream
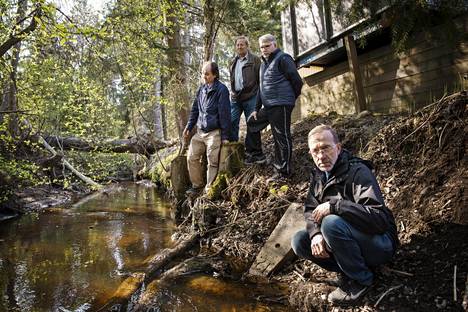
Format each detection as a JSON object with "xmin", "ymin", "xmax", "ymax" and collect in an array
[{"xmin": 0, "ymin": 182, "xmax": 288, "ymax": 312}]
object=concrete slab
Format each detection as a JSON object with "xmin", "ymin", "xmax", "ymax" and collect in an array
[{"xmin": 249, "ymin": 202, "xmax": 306, "ymax": 277}]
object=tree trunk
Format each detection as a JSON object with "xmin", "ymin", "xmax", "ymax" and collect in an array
[
  {"xmin": 0, "ymin": 0, "xmax": 28, "ymax": 135},
  {"xmin": 166, "ymin": 3, "xmax": 189, "ymax": 138},
  {"xmin": 153, "ymin": 74, "xmax": 164, "ymax": 140},
  {"xmin": 202, "ymin": 0, "xmax": 216, "ymax": 61},
  {"xmin": 0, "ymin": 2, "xmax": 41, "ymax": 58},
  {"xmin": 40, "ymin": 135, "xmax": 175, "ymax": 155}
]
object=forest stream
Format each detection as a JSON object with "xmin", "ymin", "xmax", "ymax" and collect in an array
[{"xmin": 0, "ymin": 183, "xmax": 288, "ymax": 312}]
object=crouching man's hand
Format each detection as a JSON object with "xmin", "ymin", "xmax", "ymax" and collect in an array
[
  {"xmin": 311, "ymin": 234, "xmax": 329, "ymax": 258},
  {"xmin": 312, "ymin": 202, "xmax": 331, "ymax": 223}
]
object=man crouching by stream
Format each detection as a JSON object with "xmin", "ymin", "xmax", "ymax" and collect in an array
[{"xmin": 291, "ymin": 125, "xmax": 399, "ymax": 306}]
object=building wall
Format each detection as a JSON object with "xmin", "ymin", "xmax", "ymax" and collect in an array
[{"xmin": 294, "ymin": 20, "xmax": 468, "ymax": 120}]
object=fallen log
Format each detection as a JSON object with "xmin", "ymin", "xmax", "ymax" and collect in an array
[
  {"xmin": 134, "ymin": 256, "xmax": 215, "ymax": 310},
  {"xmin": 41, "ymin": 135, "xmax": 176, "ymax": 155},
  {"xmin": 95, "ymin": 232, "xmax": 200, "ymax": 312}
]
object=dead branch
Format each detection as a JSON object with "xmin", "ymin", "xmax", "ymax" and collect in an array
[
  {"xmin": 0, "ymin": 5, "xmax": 42, "ymax": 57},
  {"xmin": 39, "ymin": 136, "xmax": 102, "ymax": 189},
  {"xmin": 381, "ymin": 266, "xmax": 414, "ymax": 277},
  {"xmin": 454, "ymin": 265, "xmax": 457, "ymax": 302},
  {"xmin": 374, "ymin": 284, "xmax": 403, "ymax": 307}
]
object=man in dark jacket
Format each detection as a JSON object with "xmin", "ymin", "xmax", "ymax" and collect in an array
[
  {"xmin": 291, "ymin": 125, "xmax": 399, "ymax": 306},
  {"xmin": 229, "ymin": 36, "xmax": 261, "ymax": 142},
  {"xmin": 245, "ymin": 34, "xmax": 303, "ymax": 180},
  {"xmin": 183, "ymin": 62, "xmax": 230, "ymax": 195}
]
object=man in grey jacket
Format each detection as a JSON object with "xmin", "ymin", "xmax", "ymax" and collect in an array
[
  {"xmin": 291, "ymin": 125, "xmax": 399, "ymax": 306},
  {"xmin": 229, "ymin": 36, "xmax": 261, "ymax": 143}
]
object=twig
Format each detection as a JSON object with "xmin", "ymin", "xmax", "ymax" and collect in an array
[
  {"xmin": 397, "ymin": 94, "xmax": 446, "ymax": 147},
  {"xmin": 441, "ymin": 199, "xmax": 452, "ymax": 211},
  {"xmin": 438, "ymin": 122, "xmax": 449, "ymax": 150},
  {"xmin": 454, "ymin": 265, "xmax": 457, "ymax": 302},
  {"xmin": 382, "ymin": 266, "xmax": 414, "ymax": 277},
  {"xmin": 400, "ymin": 221, "xmax": 405, "ymax": 232},
  {"xmin": 293, "ymin": 270, "xmax": 306, "ymax": 282},
  {"xmin": 374, "ymin": 284, "xmax": 403, "ymax": 307}
]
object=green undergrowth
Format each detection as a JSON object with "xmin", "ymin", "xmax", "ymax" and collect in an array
[{"xmin": 66, "ymin": 151, "xmax": 135, "ymax": 184}]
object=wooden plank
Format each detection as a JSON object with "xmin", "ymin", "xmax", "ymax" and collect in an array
[
  {"xmin": 304, "ymin": 60, "xmax": 348, "ymax": 85},
  {"xmin": 344, "ymin": 35, "xmax": 366, "ymax": 112},
  {"xmin": 298, "ymin": 66, "xmax": 324, "ymax": 78},
  {"xmin": 364, "ymin": 49, "xmax": 466, "ymax": 85},
  {"xmin": 249, "ymin": 203, "xmax": 305, "ymax": 277},
  {"xmin": 366, "ymin": 66, "xmax": 467, "ymax": 103}
]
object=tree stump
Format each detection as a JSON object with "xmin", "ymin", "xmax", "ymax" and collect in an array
[
  {"xmin": 218, "ymin": 141, "xmax": 244, "ymax": 174},
  {"xmin": 207, "ymin": 142, "xmax": 244, "ymax": 199},
  {"xmin": 170, "ymin": 155, "xmax": 191, "ymax": 200}
]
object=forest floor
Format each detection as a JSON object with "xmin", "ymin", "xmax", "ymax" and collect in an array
[{"xmin": 180, "ymin": 91, "xmax": 468, "ymax": 311}]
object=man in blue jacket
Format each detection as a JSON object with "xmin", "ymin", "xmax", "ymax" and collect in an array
[
  {"xmin": 245, "ymin": 34, "xmax": 303, "ymax": 180},
  {"xmin": 291, "ymin": 125, "xmax": 399, "ymax": 306},
  {"xmin": 183, "ymin": 62, "xmax": 230, "ymax": 196}
]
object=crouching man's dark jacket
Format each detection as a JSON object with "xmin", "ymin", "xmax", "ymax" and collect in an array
[{"xmin": 304, "ymin": 150, "xmax": 399, "ymax": 250}]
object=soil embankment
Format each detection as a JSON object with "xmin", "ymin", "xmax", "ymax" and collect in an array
[{"xmin": 184, "ymin": 92, "xmax": 467, "ymax": 311}]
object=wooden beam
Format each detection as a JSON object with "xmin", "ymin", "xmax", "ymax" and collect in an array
[
  {"xmin": 344, "ymin": 35, "xmax": 367, "ymax": 113},
  {"xmin": 323, "ymin": 0, "xmax": 333, "ymax": 40}
]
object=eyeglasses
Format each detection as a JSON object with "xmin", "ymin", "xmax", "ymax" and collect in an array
[
  {"xmin": 260, "ymin": 43, "xmax": 271, "ymax": 49},
  {"xmin": 310, "ymin": 144, "xmax": 335, "ymax": 156}
]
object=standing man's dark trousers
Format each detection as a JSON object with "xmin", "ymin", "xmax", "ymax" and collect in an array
[{"xmin": 245, "ymin": 105, "xmax": 293, "ymax": 177}]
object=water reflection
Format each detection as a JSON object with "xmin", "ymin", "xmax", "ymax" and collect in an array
[
  {"xmin": 13, "ymin": 260, "xmax": 35, "ymax": 311},
  {"xmin": 144, "ymin": 274, "xmax": 289, "ymax": 312},
  {"xmin": 0, "ymin": 183, "xmax": 175, "ymax": 312},
  {"xmin": 0, "ymin": 183, "xmax": 289, "ymax": 312}
]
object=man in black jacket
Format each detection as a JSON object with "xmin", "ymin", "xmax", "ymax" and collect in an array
[
  {"xmin": 245, "ymin": 34, "xmax": 303, "ymax": 179},
  {"xmin": 291, "ymin": 125, "xmax": 399, "ymax": 306}
]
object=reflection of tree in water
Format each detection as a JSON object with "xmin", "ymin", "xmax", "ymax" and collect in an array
[
  {"xmin": 107, "ymin": 221, "xmax": 125, "ymax": 273},
  {"xmin": 13, "ymin": 261, "xmax": 35, "ymax": 311}
]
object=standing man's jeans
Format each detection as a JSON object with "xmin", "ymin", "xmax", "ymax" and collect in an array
[
  {"xmin": 291, "ymin": 215, "xmax": 395, "ymax": 286},
  {"xmin": 187, "ymin": 129, "xmax": 221, "ymax": 192},
  {"xmin": 245, "ymin": 105, "xmax": 293, "ymax": 177},
  {"xmin": 230, "ymin": 95, "xmax": 257, "ymax": 142}
]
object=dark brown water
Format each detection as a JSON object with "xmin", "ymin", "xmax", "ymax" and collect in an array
[{"xmin": 0, "ymin": 183, "xmax": 288, "ymax": 312}]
